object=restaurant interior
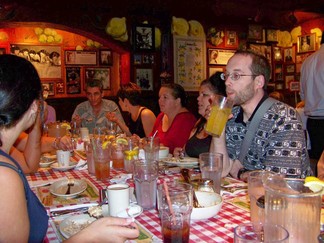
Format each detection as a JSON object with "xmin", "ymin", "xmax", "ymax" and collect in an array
[{"xmin": 0, "ymin": 0, "xmax": 324, "ymax": 120}]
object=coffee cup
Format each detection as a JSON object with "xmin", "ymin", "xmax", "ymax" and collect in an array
[
  {"xmin": 56, "ymin": 150, "xmax": 70, "ymax": 167},
  {"xmin": 106, "ymin": 183, "xmax": 130, "ymax": 217}
]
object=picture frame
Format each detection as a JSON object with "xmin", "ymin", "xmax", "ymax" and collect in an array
[
  {"xmin": 224, "ymin": 30, "xmax": 238, "ymax": 48},
  {"xmin": 285, "ymin": 75, "xmax": 295, "ymax": 89},
  {"xmin": 65, "ymin": 50, "xmax": 97, "ymax": 65},
  {"xmin": 283, "ymin": 46, "xmax": 296, "ymax": 63},
  {"xmin": 249, "ymin": 44, "xmax": 272, "ymax": 66},
  {"xmin": 289, "ymin": 81, "xmax": 300, "ymax": 92},
  {"xmin": 133, "ymin": 24, "xmax": 155, "ymax": 51},
  {"xmin": 208, "ymin": 48, "xmax": 235, "ymax": 65},
  {"xmin": 297, "ymin": 33, "xmax": 316, "ymax": 53},
  {"xmin": 173, "ymin": 36, "xmax": 206, "ymax": 91},
  {"xmin": 65, "ymin": 67, "xmax": 81, "ymax": 94},
  {"xmin": 266, "ymin": 29, "xmax": 278, "ymax": 42},
  {"xmin": 84, "ymin": 67, "xmax": 111, "ymax": 90},
  {"xmin": 248, "ymin": 24, "xmax": 263, "ymax": 41},
  {"xmin": 56, "ymin": 81, "xmax": 65, "ymax": 94},
  {"xmin": 133, "ymin": 54, "xmax": 142, "ymax": 65},
  {"xmin": 209, "ymin": 67, "xmax": 224, "ymax": 77},
  {"xmin": 99, "ymin": 49, "xmax": 113, "ymax": 66},
  {"xmin": 285, "ymin": 64, "xmax": 295, "ymax": 73},
  {"xmin": 0, "ymin": 48, "xmax": 6, "ymax": 55},
  {"xmin": 142, "ymin": 54, "xmax": 154, "ymax": 64},
  {"xmin": 42, "ymin": 82, "xmax": 55, "ymax": 97},
  {"xmin": 10, "ymin": 44, "xmax": 62, "ymax": 79},
  {"xmin": 135, "ymin": 68, "xmax": 153, "ymax": 91}
]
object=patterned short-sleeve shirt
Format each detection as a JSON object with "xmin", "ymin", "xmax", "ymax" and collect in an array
[{"xmin": 226, "ymin": 100, "xmax": 312, "ymax": 178}]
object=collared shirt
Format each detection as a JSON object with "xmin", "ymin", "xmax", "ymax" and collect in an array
[
  {"xmin": 72, "ymin": 99, "xmax": 125, "ymax": 133},
  {"xmin": 226, "ymin": 99, "xmax": 312, "ymax": 178},
  {"xmin": 300, "ymin": 45, "xmax": 324, "ymax": 116}
]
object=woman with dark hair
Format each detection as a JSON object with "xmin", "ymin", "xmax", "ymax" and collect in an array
[
  {"xmin": 174, "ymin": 72, "xmax": 227, "ymax": 158},
  {"xmin": 107, "ymin": 82, "xmax": 156, "ymax": 137},
  {"xmin": 0, "ymin": 55, "xmax": 139, "ymax": 242},
  {"xmin": 151, "ymin": 83, "xmax": 197, "ymax": 153}
]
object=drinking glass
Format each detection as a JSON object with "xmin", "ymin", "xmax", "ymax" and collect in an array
[
  {"xmin": 143, "ymin": 137, "xmax": 160, "ymax": 160},
  {"xmin": 92, "ymin": 139, "xmax": 110, "ymax": 181},
  {"xmin": 124, "ymin": 137, "xmax": 139, "ymax": 173}
]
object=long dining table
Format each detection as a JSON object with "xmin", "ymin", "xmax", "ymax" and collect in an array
[{"xmin": 26, "ymin": 154, "xmax": 251, "ymax": 243}]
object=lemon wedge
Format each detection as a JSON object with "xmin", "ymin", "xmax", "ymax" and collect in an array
[
  {"xmin": 107, "ymin": 135, "xmax": 116, "ymax": 141},
  {"xmin": 61, "ymin": 123, "xmax": 71, "ymax": 130},
  {"xmin": 116, "ymin": 138, "xmax": 128, "ymax": 145},
  {"xmin": 304, "ymin": 176, "xmax": 324, "ymax": 194},
  {"xmin": 102, "ymin": 141, "xmax": 111, "ymax": 149}
]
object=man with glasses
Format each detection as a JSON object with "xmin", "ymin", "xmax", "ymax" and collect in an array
[{"xmin": 211, "ymin": 50, "xmax": 312, "ymax": 180}]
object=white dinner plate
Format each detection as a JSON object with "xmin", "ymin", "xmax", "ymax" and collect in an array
[
  {"xmin": 39, "ymin": 153, "xmax": 57, "ymax": 168},
  {"xmin": 162, "ymin": 157, "xmax": 199, "ymax": 167},
  {"xmin": 39, "ymin": 160, "xmax": 56, "ymax": 168},
  {"xmin": 50, "ymin": 162, "xmax": 77, "ymax": 171},
  {"xmin": 50, "ymin": 179, "xmax": 87, "ymax": 198},
  {"xmin": 59, "ymin": 214, "xmax": 96, "ymax": 239}
]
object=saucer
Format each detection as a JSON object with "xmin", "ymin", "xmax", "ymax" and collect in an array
[
  {"xmin": 116, "ymin": 204, "xmax": 143, "ymax": 218},
  {"xmin": 50, "ymin": 162, "xmax": 77, "ymax": 171}
]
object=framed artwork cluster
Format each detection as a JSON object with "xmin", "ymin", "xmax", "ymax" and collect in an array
[{"xmin": 132, "ymin": 52, "xmax": 155, "ymax": 91}]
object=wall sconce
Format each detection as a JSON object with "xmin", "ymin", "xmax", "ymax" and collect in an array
[{"xmin": 274, "ymin": 47, "xmax": 282, "ymax": 61}]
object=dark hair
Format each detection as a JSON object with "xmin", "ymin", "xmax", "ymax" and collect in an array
[
  {"xmin": 161, "ymin": 83, "xmax": 188, "ymax": 107},
  {"xmin": 117, "ymin": 82, "xmax": 142, "ymax": 105},
  {"xmin": 0, "ymin": 54, "xmax": 42, "ymax": 135},
  {"xmin": 234, "ymin": 50, "xmax": 271, "ymax": 90},
  {"xmin": 86, "ymin": 79, "xmax": 103, "ymax": 92},
  {"xmin": 200, "ymin": 72, "xmax": 226, "ymax": 97},
  {"xmin": 321, "ymin": 31, "xmax": 324, "ymax": 45}
]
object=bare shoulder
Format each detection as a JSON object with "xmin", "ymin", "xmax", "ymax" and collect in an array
[
  {"xmin": 141, "ymin": 108, "xmax": 156, "ymax": 118},
  {"xmin": 0, "ymin": 159, "xmax": 23, "ymax": 189}
]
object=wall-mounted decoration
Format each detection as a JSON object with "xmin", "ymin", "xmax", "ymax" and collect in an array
[
  {"xmin": 273, "ymin": 47, "xmax": 283, "ymax": 62},
  {"xmin": 65, "ymin": 50, "xmax": 97, "ymax": 65},
  {"xmin": 297, "ymin": 33, "xmax": 316, "ymax": 53},
  {"xmin": 249, "ymin": 44, "xmax": 272, "ymax": 66},
  {"xmin": 10, "ymin": 44, "xmax": 62, "ymax": 79},
  {"xmin": 208, "ymin": 48, "xmax": 235, "ymax": 65},
  {"xmin": 289, "ymin": 81, "xmax": 300, "ymax": 92},
  {"xmin": 66, "ymin": 67, "xmax": 81, "ymax": 94},
  {"xmin": 42, "ymin": 82, "xmax": 55, "ymax": 97},
  {"xmin": 134, "ymin": 54, "xmax": 142, "ymax": 65},
  {"xmin": 143, "ymin": 54, "xmax": 154, "ymax": 64},
  {"xmin": 283, "ymin": 46, "xmax": 295, "ymax": 63},
  {"xmin": 225, "ymin": 30, "xmax": 238, "ymax": 48},
  {"xmin": 266, "ymin": 29, "xmax": 278, "ymax": 42},
  {"xmin": 248, "ymin": 25, "xmax": 263, "ymax": 41},
  {"xmin": 135, "ymin": 68, "xmax": 153, "ymax": 91},
  {"xmin": 133, "ymin": 24, "xmax": 155, "ymax": 51},
  {"xmin": 207, "ymin": 28, "xmax": 225, "ymax": 46},
  {"xmin": 209, "ymin": 67, "xmax": 224, "ymax": 77},
  {"xmin": 173, "ymin": 36, "xmax": 206, "ymax": 91},
  {"xmin": 99, "ymin": 49, "xmax": 113, "ymax": 66},
  {"xmin": 85, "ymin": 67, "xmax": 111, "ymax": 90},
  {"xmin": 285, "ymin": 75, "xmax": 295, "ymax": 89},
  {"xmin": 285, "ymin": 64, "xmax": 295, "ymax": 73},
  {"xmin": 56, "ymin": 81, "xmax": 65, "ymax": 94}
]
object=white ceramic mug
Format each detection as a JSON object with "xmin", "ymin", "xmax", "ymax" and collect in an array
[
  {"xmin": 56, "ymin": 150, "xmax": 71, "ymax": 167},
  {"xmin": 80, "ymin": 127, "xmax": 90, "ymax": 141},
  {"xmin": 106, "ymin": 183, "xmax": 130, "ymax": 217}
]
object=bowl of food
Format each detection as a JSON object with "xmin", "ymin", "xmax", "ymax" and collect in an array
[
  {"xmin": 159, "ymin": 146, "xmax": 169, "ymax": 159},
  {"xmin": 191, "ymin": 191, "xmax": 223, "ymax": 220}
]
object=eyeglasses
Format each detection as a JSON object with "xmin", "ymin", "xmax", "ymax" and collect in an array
[{"xmin": 221, "ymin": 72, "xmax": 257, "ymax": 81}]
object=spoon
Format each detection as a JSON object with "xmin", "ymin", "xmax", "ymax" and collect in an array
[
  {"xmin": 181, "ymin": 168, "xmax": 201, "ymax": 208},
  {"xmin": 65, "ymin": 179, "xmax": 74, "ymax": 195}
]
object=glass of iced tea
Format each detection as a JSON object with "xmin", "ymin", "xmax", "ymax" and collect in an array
[
  {"xmin": 93, "ymin": 139, "xmax": 110, "ymax": 181},
  {"xmin": 205, "ymin": 94, "xmax": 233, "ymax": 137},
  {"xmin": 157, "ymin": 182, "xmax": 193, "ymax": 243}
]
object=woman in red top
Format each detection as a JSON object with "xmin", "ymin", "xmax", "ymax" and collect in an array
[{"xmin": 151, "ymin": 83, "xmax": 197, "ymax": 153}]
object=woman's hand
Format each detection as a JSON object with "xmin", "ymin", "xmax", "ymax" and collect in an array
[
  {"xmin": 106, "ymin": 112, "xmax": 118, "ymax": 123},
  {"xmin": 173, "ymin": 147, "xmax": 184, "ymax": 158}
]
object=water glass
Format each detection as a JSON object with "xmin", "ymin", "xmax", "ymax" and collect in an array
[
  {"xmin": 199, "ymin": 152, "xmax": 223, "ymax": 193},
  {"xmin": 133, "ymin": 160, "xmax": 158, "ymax": 210},
  {"xmin": 84, "ymin": 140, "xmax": 95, "ymax": 174},
  {"xmin": 234, "ymin": 222, "xmax": 289, "ymax": 243},
  {"xmin": 124, "ymin": 137, "xmax": 139, "ymax": 173},
  {"xmin": 157, "ymin": 182, "xmax": 193, "ymax": 243},
  {"xmin": 143, "ymin": 137, "xmax": 160, "ymax": 160},
  {"xmin": 264, "ymin": 175, "xmax": 322, "ymax": 243}
]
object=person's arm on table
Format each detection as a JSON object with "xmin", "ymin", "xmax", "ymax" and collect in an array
[{"xmin": 66, "ymin": 217, "xmax": 139, "ymax": 243}]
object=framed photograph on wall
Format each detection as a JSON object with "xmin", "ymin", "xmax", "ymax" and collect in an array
[
  {"xmin": 10, "ymin": 44, "xmax": 62, "ymax": 79},
  {"xmin": 42, "ymin": 82, "xmax": 55, "ymax": 97},
  {"xmin": 266, "ymin": 29, "xmax": 278, "ymax": 42},
  {"xmin": 65, "ymin": 50, "xmax": 97, "ymax": 65},
  {"xmin": 133, "ymin": 24, "xmax": 155, "ymax": 51},
  {"xmin": 133, "ymin": 54, "xmax": 142, "ymax": 65},
  {"xmin": 66, "ymin": 67, "xmax": 81, "ymax": 94},
  {"xmin": 99, "ymin": 49, "xmax": 113, "ymax": 66},
  {"xmin": 208, "ymin": 48, "xmax": 235, "ymax": 65},
  {"xmin": 56, "ymin": 81, "xmax": 65, "ymax": 94},
  {"xmin": 85, "ymin": 67, "xmax": 111, "ymax": 90},
  {"xmin": 297, "ymin": 33, "xmax": 316, "ymax": 53},
  {"xmin": 248, "ymin": 24, "xmax": 263, "ymax": 41},
  {"xmin": 135, "ymin": 68, "xmax": 153, "ymax": 91},
  {"xmin": 283, "ymin": 46, "xmax": 295, "ymax": 63},
  {"xmin": 224, "ymin": 30, "xmax": 238, "ymax": 48},
  {"xmin": 285, "ymin": 64, "xmax": 295, "ymax": 73},
  {"xmin": 208, "ymin": 67, "xmax": 224, "ymax": 77},
  {"xmin": 285, "ymin": 75, "xmax": 295, "ymax": 89}
]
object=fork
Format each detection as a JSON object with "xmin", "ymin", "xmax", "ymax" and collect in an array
[{"xmin": 65, "ymin": 179, "xmax": 74, "ymax": 195}]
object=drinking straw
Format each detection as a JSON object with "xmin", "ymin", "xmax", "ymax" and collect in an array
[
  {"xmin": 150, "ymin": 130, "xmax": 158, "ymax": 148},
  {"xmin": 163, "ymin": 181, "xmax": 176, "ymax": 224}
]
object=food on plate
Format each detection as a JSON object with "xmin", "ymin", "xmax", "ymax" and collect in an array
[{"xmin": 88, "ymin": 206, "xmax": 103, "ymax": 218}]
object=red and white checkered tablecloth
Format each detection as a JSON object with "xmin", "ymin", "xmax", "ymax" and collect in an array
[{"xmin": 27, "ymin": 167, "xmax": 250, "ymax": 243}]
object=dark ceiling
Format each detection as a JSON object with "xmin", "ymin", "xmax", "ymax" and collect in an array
[{"xmin": 1, "ymin": 0, "xmax": 324, "ymax": 33}]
